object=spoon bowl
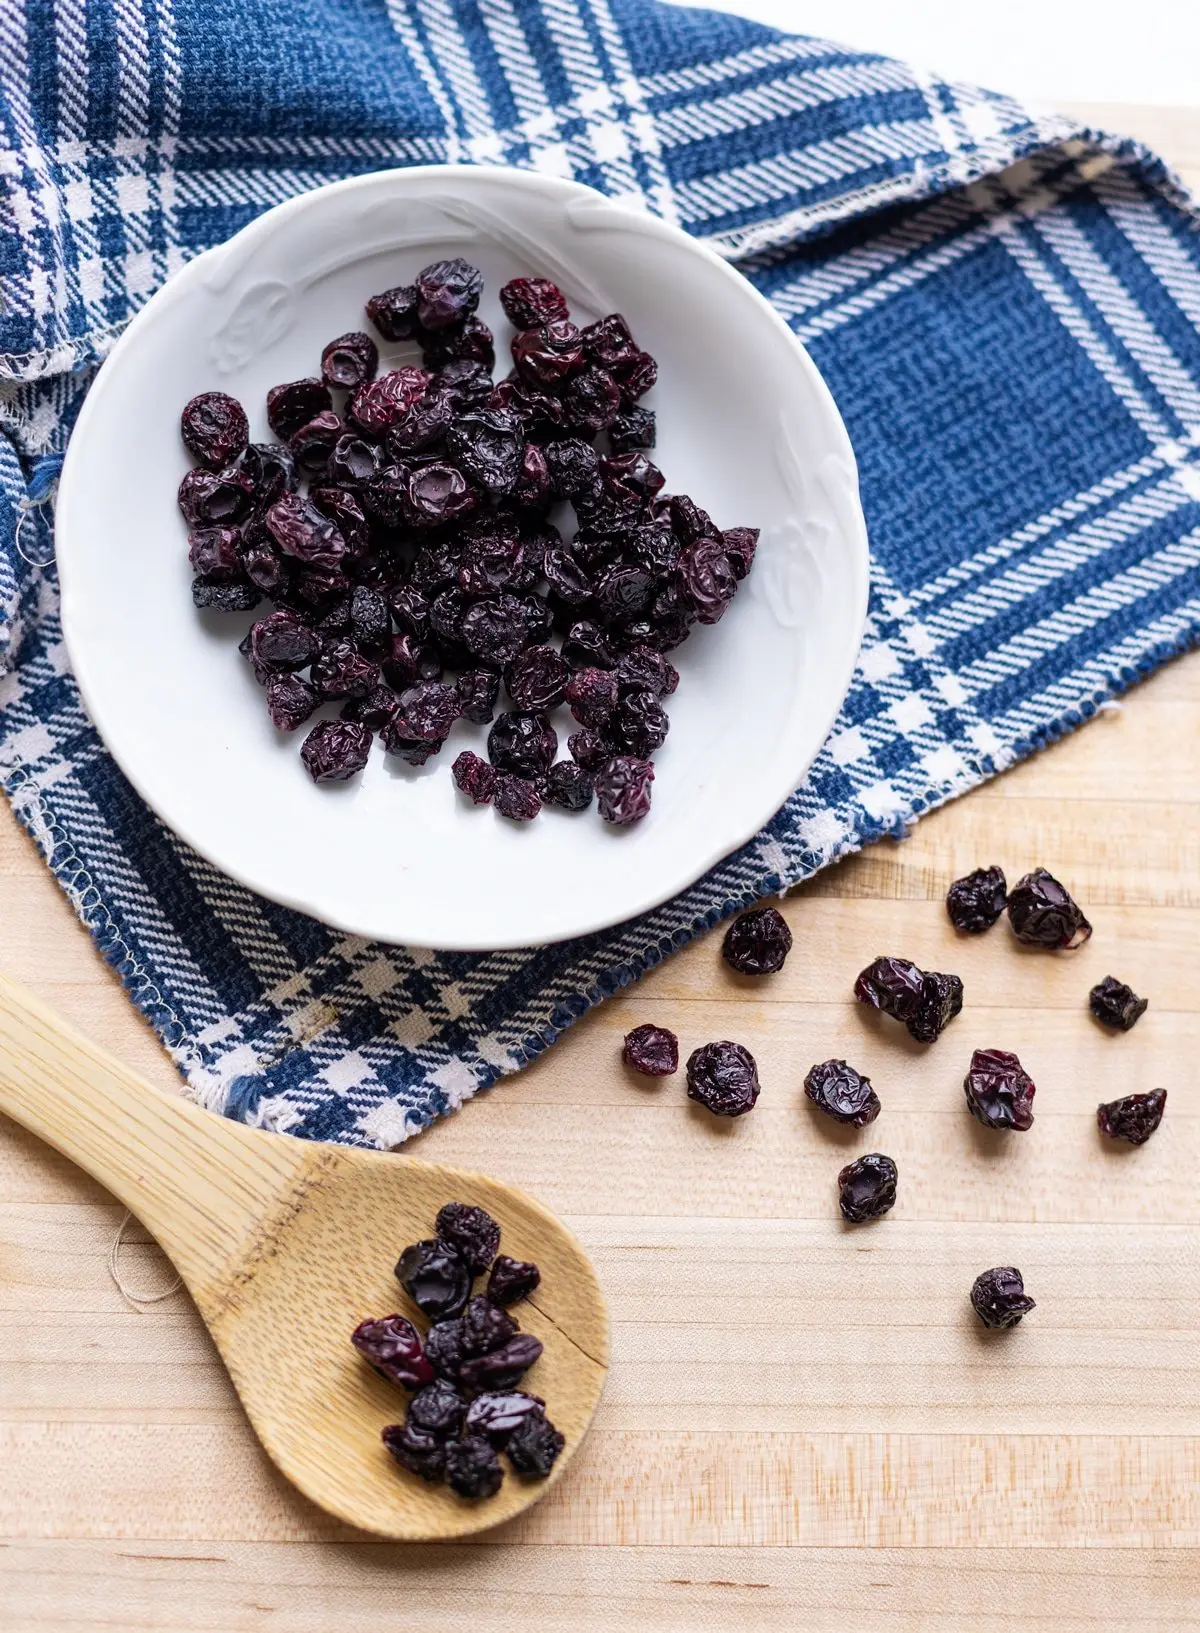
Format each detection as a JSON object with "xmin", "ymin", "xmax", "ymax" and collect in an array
[{"xmin": 0, "ymin": 974, "xmax": 607, "ymax": 1538}]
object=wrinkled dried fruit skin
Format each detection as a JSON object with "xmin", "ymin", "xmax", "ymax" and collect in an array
[
  {"xmin": 853, "ymin": 956, "xmax": 924, "ymax": 1021},
  {"xmin": 464, "ymin": 1390, "xmax": 546, "ymax": 1447},
  {"xmin": 608, "ymin": 405, "xmax": 656, "ymax": 453},
  {"xmin": 686, "ymin": 1040, "xmax": 760, "ymax": 1117},
  {"xmin": 1007, "ymin": 868, "xmax": 1092, "ymax": 949},
  {"xmin": 676, "ymin": 534, "xmax": 737, "ymax": 623},
  {"xmin": 722, "ymin": 907, "xmax": 793, "ymax": 976},
  {"xmin": 424, "ymin": 1318, "xmax": 466, "ymax": 1381},
  {"xmin": 458, "ymin": 1333, "xmax": 544, "ymax": 1392},
  {"xmin": 366, "ymin": 283, "xmax": 420, "ymax": 341},
  {"xmin": 500, "ymin": 276, "xmax": 569, "ymax": 330},
  {"xmin": 406, "ymin": 1378, "xmax": 468, "ymax": 1438},
  {"xmin": 623, "ymin": 1023, "xmax": 679, "ymax": 1077},
  {"xmin": 395, "ymin": 1238, "xmax": 472, "ymax": 1320},
  {"xmin": 416, "ymin": 258, "xmax": 483, "ymax": 331},
  {"xmin": 381, "ymin": 724, "xmax": 444, "ymax": 765},
  {"xmin": 321, "ymin": 330, "xmax": 379, "ymax": 390},
  {"xmin": 445, "ymin": 1435, "xmax": 504, "ymax": 1499},
  {"xmin": 837, "ymin": 1153, "xmax": 898, "ymax": 1223},
  {"xmin": 453, "ymin": 750, "xmax": 497, "ymax": 805},
  {"xmin": 488, "ymin": 711, "xmax": 558, "ymax": 779},
  {"xmin": 946, "ymin": 866, "xmax": 1007, "ymax": 933},
  {"xmin": 267, "ymin": 378, "xmax": 332, "ymax": 441},
  {"xmin": 265, "ymin": 493, "xmax": 346, "ymax": 569},
  {"xmin": 192, "ymin": 577, "xmax": 260, "ymax": 611},
  {"xmin": 582, "ymin": 313, "xmax": 639, "ymax": 370},
  {"xmin": 188, "ymin": 525, "xmax": 242, "ymax": 581},
  {"xmin": 300, "ymin": 718, "xmax": 372, "ymax": 782},
  {"xmin": 421, "ymin": 312, "xmax": 495, "ymax": 370},
  {"xmin": 493, "ymin": 773, "xmax": 541, "ymax": 822},
  {"xmin": 486, "ymin": 1255, "xmax": 541, "ymax": 1307},
  {"xmin": 461, "ymin": 594, "xmax": 535, "ymax": 666},
  {"xmin": 341, "ymin": 686, "xmax": 399, "ymax": 731},
  {"xmin": 181, "ymin": 391, "xmax": 249, "ymax": 470},
  {"xmin": 544, "ymin": 438, "xmax": 599, "ymax": 499},
  {"xmin": 722, "ymin": 526, "xmax": 759, "ymax": 580},
  {"xmin": 1097, "ymin": 1088, "xmax": 1166, "ymax": 1144},
  {"xmin": 566, "ymin": 666, "xmax": 619, "ymax": 727},
  {"xmin": 964, "ymin": 1048, "xmax": 1036, "ymax": 1131},
  {"xmin": 178, "ymin": 466, "xmax": 255, "ymax": 527},
  {"xmin": 395, "ymin": 681, "xmax": 460, "ymax": 742},
  {"xmin": 609, "ymin": 690, "xmax": 669, "ymax": 757},
  {"xmin": 246, "ymin": 613, "xmax": 321, "ymax": 679},
  {"xmin": 265, "ymin": 673, "xmax": 318, "ymax": 732},
  {"xmin": 908, "ymin": 971, "xmax": 964, "ymax": 1044},
  {"xmin": 407, "ymin": 461, "xmax": 477, "ymax": 527},
  {"xmin": 312, "ymin": 638, "xmax": 379, "ymax": 700},
  {"xmin": 594, "ymin": 754, "xmax": 654, "ymax": 825},
  {"xmin": 350, "ymin": 367, "xmax": 431, "ymax": 437},
  {"xmin": 971, "ymin": 1266, "xmax": 1035, "ymax": 1328},
  {"xmin": 1089, "ymin": 976, "xmax": 1148, "ymax": 1031},
  {"xmin": 506, "ymin": 1412, "xmax": 565, "ymax": 1478},
  {"xmin": 804, "ymin": 1059, "xmax": 881, "ymax": 1127},
  {"xmin": 290, "ymin": 409, "xmax": 345, "ymax": 479},
  {"xmin": 455, "ymin": 668, "xmax": 500, "ymax": 725},
  {"xmin": 617, "ymin": 646, "xmax": 678, "ymax": 698},
  {"xmin": 568, "ymin": 728, "xmax": 611, "ymax": 773},
  {"xmin": 511, "ymin": 320, "xmax": 583, "ymax": 389},
  {"xmin": 436, "ymin": 1202, "xmax": 501, "ymax": 1274},
  {"xmin": 563, "ymin": 366, "xmax": 621, "ymax": 434},
  {"xmin": 562, "ymin": 619, "xmax": 618, "ymax": 671},
  {"xmin": 448, "ymin": 408, "xmax": 525, "ymax": 495},
  {"xmin": 382, "ymin": 1421, "xmax": 446, "ymax": 1482},
  {"xmin": 506, "ymin": 645, "xmax": 569, "ymax": 713},
  {"xmin": 460, "ymin": 1294, "xmax": 519, "ymax": 1358},
  {"xmin": 351, "ymin": 1314, "xmax": 435, "ymax": 1390},
  {"xmin": 541, "ymin": 760, "xmax": 593, "ymax": 811}
]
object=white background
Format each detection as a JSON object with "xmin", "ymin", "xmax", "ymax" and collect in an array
[{"xmin": 665, "ymin": 0, "xmax": 1200, "ymax": 108}]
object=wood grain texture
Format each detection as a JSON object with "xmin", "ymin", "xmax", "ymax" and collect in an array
[{"xmin": 1, "ymin": 100, "xmax": 1197, "ymax": 1633}]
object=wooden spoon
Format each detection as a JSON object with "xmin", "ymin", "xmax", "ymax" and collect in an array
[{"xmin": 0, "ymin": 973, "xmax": 608, "ymax": 1539}]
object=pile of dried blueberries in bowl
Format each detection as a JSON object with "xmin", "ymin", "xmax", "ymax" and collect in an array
[
  {"xmin": 352, "ymin": 1201, "xmax": 562, "ymax": 1501},
  {"xmin": 179, "ymin": 260, "xmax": 760, "ymax": 826}
]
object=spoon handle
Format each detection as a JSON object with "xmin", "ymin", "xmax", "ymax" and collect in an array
[{"xmin": 0, "ymin": 972, "xmax": 308, "ymax": 1283}]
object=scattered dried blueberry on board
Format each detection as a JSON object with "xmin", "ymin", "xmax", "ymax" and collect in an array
[
  {"xmin": 487, "ymin": 1255, "xmax": 541, "ymax": 1307},
  {"xmin": 970, "ymin": 1267, "xmax": 1035, "ymax": 1329},
  {"xmin": 946, "ymin": 866, "xmax": 1007, "ymax": 933},
  {"xmin": 1097, "ymin": 1088, "xmax": 1166, "ymax": 1145},
  {"xmin": 507, "ymin": 1411, "xmax": 565, "ymax": 1478},
  {"xmin": 837, "ymin": 1153, "xmax": 898, "ymax": 1223},
  {"xmin": 685, "ymin": 1040, "xmax": 760, "ymax": 1117},
  {"xmin": 1006, "ymin": 868, "xmax": 1092, "ymax": 949},
  {"xmin": 381, "ymin": 1421, "xmax": 447, "ymax": 1482},
  {"xmin": 622, "ymin": 1023, "xmax": 679, "ymax": 1077},
  {"xmin": 445, "ymin": 1436, "xmax": 505, "ymax": 1500},
  {"xmin": 350, "ymin": 1315, "xmax": 435, "ymax": 1390},
  {"xmin": 854, "ymin": 956, "xmax": 962, "ymax": 1043},
  {"xmin": 436, "ymin": 1202, "xmax": 501, "ymax": 1274},
  {"xmin": 180, "ymin": 261, "xmax": 759, "ymax": 822},
  {"xmin": 963, "ymin": 1048, "xmax": 1036, "ymax": 1132},
  {"xmin": 1089, "ymin": 976, "xmax": 1148, "ymax": 1032},
  {"xmin": 394, "ymin": 1238, "xmax": 472, "ymax": 1320},
  {"xmin": 804, "ymin": 1059, "xmax": 881, "ymax": 1127},
  {"xmin": 721, "ymin": 906, "xmax": 793, "ymax": 976}
]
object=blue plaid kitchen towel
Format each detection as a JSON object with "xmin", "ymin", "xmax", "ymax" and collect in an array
[{"xmin": 3, "ymin": 1, "xmax": 1200, "ymax": 1147}]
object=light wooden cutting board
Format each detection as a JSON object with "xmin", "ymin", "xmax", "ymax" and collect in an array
[{"xmin": 1, "ymin": 102, "xmax": 1198, "ymax": 1633}]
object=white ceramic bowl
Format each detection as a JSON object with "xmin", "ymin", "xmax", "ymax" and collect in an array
[{"xmin": 57, "ymin": 166, "xmax": 868, "ymax": 950}]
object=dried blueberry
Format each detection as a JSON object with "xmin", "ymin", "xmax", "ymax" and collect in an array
[
  {"xmin": 721, "ymin": 526, "xmax": 759, "ymax": 581},
  {"xmin": 946, "ymin": 866, "xmax": 1008, "ymax": 934},
  {"xmin": 265, "ymin": 673, "xmax": 318, "ymax": 732},
  {"xmin": 312, "ymin": 638, "xmax": 379, "ymax": 700},
  {"xmin": 406, "ymin": 1379, "xmax": 467, "ymax": 1439},
  {"xmin": 566, "ymin": 666, "xmax": 619, "ymax": 727},
  {"xmin": 351, "ymin": 1314, "xmax": 435, "ymax": 1390},
  {"xmin": 188, "ymin": 525, "xmax": 242, "ymax": 581},
  {"xmin": 395, "ymin": 1238, "xmax": 472, "ymax": 1320},
  {"xmin": 180, "ymin": 391, "xmax": 249, "ymax": 470},
  {"xmin": 1007, "ymin": 868, "xmax": 1092, "ymax": 949},
  {"xmin": 544, "ymin": 438, "xmax": 599, "ymax": 499},
  {"xmin": 500, "ymin": 277, "xmax": 569, "ymax": 330},
  {"xmin": 506, "ymin": 645, "xmax": 569, "ymax": 712},
  {"xmin": 488, "ymin": 711, "xmax": 557, "ymax": 779},
  {"xmin": 445, "ymin": 1435, "xmax": 504, "ymax": 1500},
  {"xmin": 366, "ymin": 283, "xmax": 420, "ymax": 341},
  {"xmin": 608, "ymin": 690, "xmax": 669, "ymax": 756},
  {"xmin": 457, "ymin": 531, "xmax": 526, "ymax": 597},
  {"xmin": 341, "ymin": 686, "xmax": 399, "ymax": 731},
  {"xmin": 568, "ymin": 728, "xmax": 611, "ymax": 773},
  {"xmin": 247, "ymin": 610, "xmax": 320, "ymax": 675},
  {"xmin": 608, "ymin": 405, "xmax": 656, "ymax": 453},
  {"xmin": 971, "ymin": 1267, "xmax": 1035, "ymax": 1329},
  {"xmin": 493, "ymin": 773, "xmax": 542, "ymax": 822},
  {"xmin": 460, "ymin": 1294, "xmax": 519, "ymax": 1358},
  {"xmin": 448, "ymin": 408, "xmax": 525, "ymax": 496},
  {"xmin": 424, "ymin": 1318, "xmax": 466, "ymax": 1381},
  {"xmin": 453, "ymin": 750, "xmax": 497, "ymax": 805},
  {"xmin": 837, "ymin": 1153, "xmax": 897, "ymax": 1223},
  {"xmin": 462, "ymin": 594, "xmax": 536, "ymax": 666},
  {"xmin": 320, "ymin": 330, "xmax": 379, "ymax": 391},
  {"xmin": 963, "ymin": 1048, "xmax": 1036, "ymax": 1132},
  {"xmin": 511, "ymin": 320, "xmax": 583, "ymax": 389},
  {"xmin": 676, "ymin": 535, "xmax": 737, "ymax": 624},
  {"xmin": 299, "ymin": 718, "xmax": 372, "ymax": 782},
  {"xmin": 178, "ymin": 466, "xmax": 254, "ymax": 527},
  {"xmin": 615, "ymin": 350, "xmax": 658, "ymax": 402},
  {"xmin": 617, "ymin": 647, "xmax": 678, "ymax": 699},
  {"xmin": 390, "ymin": 585, "xmax": 430, "ymax": 638},
  {"xmin": 457, "ymin": 668, "xmax": 501, "ymax": 725},
  {"xmin": 265, "ymin": 493, "xmax": 346, "ymax": 568},
  {"xmin": 908, "ymin": 971, "xmax": 964, "ymax": 1044},
  {"xmin": 804, "ymin": 1059, "xmax": 880, "ymax": 1127},
  {"xmin": 351, "ymin": 367, "xmax": 430, "ymax": 437},
  {"xmin": 1097, "ymin": 1088, "xmax": 1166, "ymax": 1145},
  {"xmin": 421, "ymin": 312, "xmax": 495, "ymax": 370},
  {"xmin": 541, "ymin": 760, "xmax": 593, "ymax": 811},
  {"xmin": 436, "ymin": 1202, "xmax": 501, "ymax": 1274},
  {"xmin": 406, "ymin": 462, "xmax": 477, "ymax": 527},
  {"xmin": 1089, "ymin": 976, "xmax": 1148, "ymax": 1032},
  {"xmin": 325, "ymin": 434, "xmax": 383, "ymax": 488},
  {"xmin": 382, "ymin": 1422, "xmax": 446, "ymax": 1482},
  {"xmin": 722, "ymin": 907, "xmax": 793, "ymax": 976},
  {"xmin": 685, "ymin": 1040, "xmax": 760, "ymax": 1117},
  {"xmin": 563, "ymin": 366, "xmax": 621, "ymax": 435},
  {"xmin": 464, "ymin": 1390, "xmax": 546, "ymax": 1447},
  {"xmin": 395, "ymin": 681, "xmax": 460, "ymax": 742},
  {"xmin": 415, "ymin": 258, "xmax": 483, "ymax": 331},
  {"xmin": 594, "ymin": 754, "xmax": 654, "ymax": 825},
  {"xmin": 486, "ymin": 1255, "xmax": 541, "ymax": 1307},
  {"xmin": 507, "ymin": 1412, "xmax": 565, "ymax": 1478},
  {"xmin": 266, "ymin": 378, "xmax": 332, "ymax": 441},
  {"xmin": 383, "ymin": 632, "xmax": 444, "ymax": 689},
  {"xmin": 458, "ymin": 1333, "xmax": 544, "ymax": 1393},
  {"xmin": 623, "ymin": 1023, "xmax": 678, "ymax": 1077},
  {"xmin": 562, "ymin": 621, "xmax": 618, "ymax": 671}
]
